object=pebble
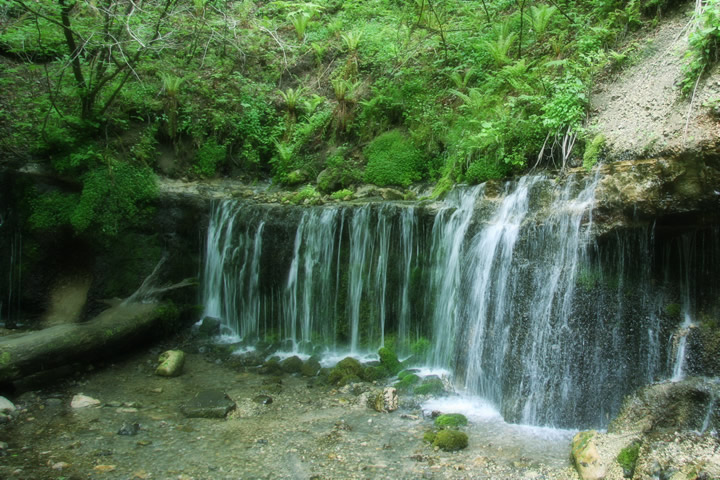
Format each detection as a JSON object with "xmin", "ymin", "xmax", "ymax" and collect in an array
[
  {"xmin": 51, "ymin": 462, "xmax": 70, "ymax": 470},
  {"xmin": 71, "ymin": 394, "xmax": 101, "ymax": 408}
]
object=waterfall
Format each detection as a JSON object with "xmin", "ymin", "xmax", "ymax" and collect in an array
[
  {"xmin": 0, "ymin": 216, "xmax": 21, "ymax": 328},
  {"xmin": 201, "ymin": 179, "xmax": 719, "ymax": 428}
]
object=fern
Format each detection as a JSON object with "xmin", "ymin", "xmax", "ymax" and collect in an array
[
  {"xmin": 484, "ymin": 31, "xmax": 517, "ymax": 67},
  {"xmin": 527, "ymin": 5, "xmax": 557, "ymax": 40}
]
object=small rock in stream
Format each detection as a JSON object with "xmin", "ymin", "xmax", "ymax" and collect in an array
[
  {"xmin": 253, "ymin": 395, "xmax": 273, "ymax": 405},
  {"xmin": 181, "ymin": 390, "xmax": 236, "ymax": 418},
  {"xmin": 117, "ymin": 422, "xmax": 141, "ymax": 435},
  {"xmin": 71, "ymin": 394, "xmax": 101, "ymax": 408},
  {"xmin": 155, "ymin": 350, "xmax": 185, "ymax": 377}
]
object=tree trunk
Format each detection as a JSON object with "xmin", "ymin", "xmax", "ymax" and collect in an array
[{"xmin": 0, "ymin": 302, "xmax": 180, "ymax": 383}]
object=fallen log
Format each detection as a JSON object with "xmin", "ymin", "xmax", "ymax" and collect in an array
[{"xmin": 0, "ymin": 302, "xmax": 180, "ymax": 383}]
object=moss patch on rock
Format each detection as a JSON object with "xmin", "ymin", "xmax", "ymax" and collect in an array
[
  {"xmin": 378, "ymin": 346, "xmax": 401, "ymax": 375},
  {"xmin": 434, "ymin": 413, "xmax": 468, "ymax": 429},
  {"xmin": 432, "ymin": 429, "xmax": 468, "ymax": 451}
]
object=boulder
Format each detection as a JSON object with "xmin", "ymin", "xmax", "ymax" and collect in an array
[
  {"xmin": 197, "ymin": 317, "xmax": 221, "ymax": 337},
  {"xmin": 180, "ymin": 390, "xmax": 235, "ymax": 418},
  {"xmin": 155, "ymin": 350, "xmax": 185, "ymax": 377},
  {"xmin": 432, "ymin": 429, "xmax": 468, "ymax": 452},
  {"xmin": 609, "ymin": 377, "xmax": 720, "ymax": 434},
  {"xmin": 571, "ymin": 431, "xmax": 606, "ymax": 480},
  {"xmin": 300, "ymin": 357, "xmax": 321, "ymax": 377},
  {"xmin": 369, "ymin": 387, "xmax": 398, "ymax": 413},
  {"xmin": 280, "ymin": 355, "xmax": 304, "ymax": 374},
  {"xmin": 0, "ymin": 396, "xmax": 16, "ymax": 413}
]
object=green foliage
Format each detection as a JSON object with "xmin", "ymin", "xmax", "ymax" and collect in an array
[
  {"xmin": 193, "ymin": 139, "xmax": 227, "ymax": 178},
  {"xmin": 71, "ymin": 163, "xmax": 157, "ymax": 237},
  {"xmin": 289, "ymin": 185, "xmax": 320, "ymax": 204},
  {"xmin": 583, "ymin": 134, "xmax": 606, "ymax": 171},
  {"xmin": 331, "ymin": 188, "xmax": 354, "ymax": 200},
  {"xmin": 681, "ymin": 0, "xmax": 720, "ymax": 96},
  {"xmin": 465, "ymin": 159, "xmax": 510, "ymax": 184},
  {"xmin": 542, "ymin": 74, "xmax": 588, "ymax": 135},
  {"xmin": 364, "ymin": 130, "xmax": 423, "ymax": 187},
  {"xmin": 28, "ymin": 190, "xmax": 78, "ymax": 231}
]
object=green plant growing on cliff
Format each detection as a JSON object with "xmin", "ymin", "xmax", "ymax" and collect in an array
[
  {"xmin": 681, "ymin": 0, "xmax": 720, "ymax": 96},
  {"xmin": 583, "ymin": 134, "xmax": 606, "ymax": 171},
  {"xmin": 192, "ymin": 139, "xmax": 227, "ymax": 178}
]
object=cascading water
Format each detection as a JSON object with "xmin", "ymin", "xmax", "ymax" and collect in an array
[
  {"xmin": 201, "ymin": 175, "xmax": 719, "ymax": 428},
  {"xmin": 0, "ymin": 208, "xmax": 21, "ymax": 328}
]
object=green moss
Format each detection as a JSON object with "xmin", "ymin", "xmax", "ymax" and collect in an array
[
  {"xmin": 363, "ymin": 365, "xmax": 389, "ymax": 381},
  {"xmin": 378, "ymin": 346, "xmax": 401, "ymax": 375},
  {"xmin": 328, "ymin": 356, "xmax": 365, "ymax": 385},
  {"xmin": 432, "ymin": 429, "xmax": 468, "ymax": 451},
  {"xmin": 664, "ymin": 303, "xmax": 682, "ymax": 318},
  {"xmin": 338, "ymin": 374, "xmax": 362, "ymax": 386},
  {"xmin": 617, "ymin": 442, "xmax": 640, "ymax": 477},
  {"xmin": 434, "ymin": 413, "xmax": 468, "ymax": 429},
  {"xmin": 582, "ymin": 133, "xmax": 605, "ymax": 171},
  {"xmin": 397, "ymin": 373, "xmax": 420, "ymax": 391},
  {"xmin": 414, "ymin": 377, "xmax": 445, "ymax": 396},
  {"xmin": 0, "ymin": 351, "xmax": 10, "ymax": 365},
  {"xmin": 423, "ymin": 430, "xmax": 437, "ymax": 443}
]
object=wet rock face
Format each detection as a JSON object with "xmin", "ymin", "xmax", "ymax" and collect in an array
[
  {"xmin": 592, "ymin": 157, "xmax": 720, "ymax": 235},
  {"xmin": 608, "ymin": 377, "xmax": 720, "ymax": 434}
]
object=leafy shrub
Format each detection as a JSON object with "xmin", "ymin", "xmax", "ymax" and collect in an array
[
  {"xmin": 28, "ymin": 190, "xmax": 78, "ymax": 231},
  {"xmin": 193, "ymin": 138, "xmax": 227, "ymax": 178},
  {"xmin": 331, "ymin": 188, "xmax": 353, "ymax": 200},
  {"xmin": 464, "ymin": 158, "xmax": 509, "ymax": 184},
  {"xmin": 363, "ymin": 130, "xmax": 423, "ymax": 187},
  {"xmin": 289, "ymin": 185, "xmax": 320, "ymax": 204}
]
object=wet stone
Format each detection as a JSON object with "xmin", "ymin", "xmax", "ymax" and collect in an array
[
  {"xmin": 253, "ymin": 395, "xmax": 273, "ymax": 405},
  {"xmin": 0, "ymin": 396, "xmax": 16, "ymax": 413},
  {"xmin": 180, "ymin": 390, "xmax": 236, "ymax": 418},
  {"xmin": 118, "ymin": 422, "xmax": 141, "ymax": 436}
]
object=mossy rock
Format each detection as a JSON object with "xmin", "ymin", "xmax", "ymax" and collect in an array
[
  {"xmin": 338, "ymin": 374, "xmax": 362, "ymax": 387},
  {"xmin": 396, "ymin": 373, "xmax": 420, "ymax": 391},
  {"xmin": 414, "ymin": 377, "xmax": 445, "ymax": 395},
  {"xmin": 328, "ymin": 356, "xmax": 365, "ymax": 385},
  {"xmin": 258, "ymin": 357, "xmax": 282, "ymax": 375},
  {"xmin": 363, "ymin": 365, "xmax": 390, "ymax": 382},
  {"xmin": 280, "ymin": 355, "xmax": 304, "ymax": 374},
  {"xmin": 435, "ymin": 413, "xmax": 468, "ymax": 429},
  {"xmin": 617, "ymin": 442, "xmax": 641, "ymax": 478},
  {"xmin": 300, "ymin": 357, "xmax": 322, "ymax": 377},
  {"xmin": 378, "ymin": 346, "xmax": 401, "ymax": 375},
  {"xmin": 423, "ymin": 430, "xmax": 437, "ymax": 443},
  {"xmin": 432, "ymin": 429, "xmax": 468, "ymax": 451}
]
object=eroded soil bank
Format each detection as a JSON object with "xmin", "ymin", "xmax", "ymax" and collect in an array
[{"xmin": 0, "ymin": 336, "xmax": 579, "ymax": 480}]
